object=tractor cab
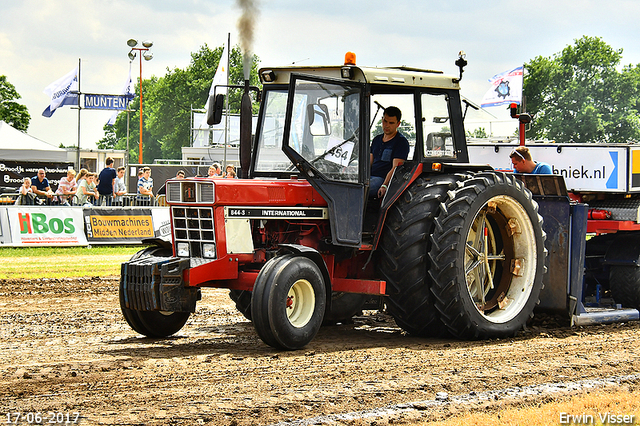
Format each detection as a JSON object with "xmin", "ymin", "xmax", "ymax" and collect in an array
[{"xmin": 252, "ymin": 56, "xmax": 471, "ymax": 247}]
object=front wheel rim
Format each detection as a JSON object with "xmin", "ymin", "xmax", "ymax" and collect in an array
[
  {"xmin": 286, "ymin": 279, "xmax": 316, "ymax": 328},
  {"xmin": 464, "ymin": 195, "xmax": 537, "ymax": 323}
]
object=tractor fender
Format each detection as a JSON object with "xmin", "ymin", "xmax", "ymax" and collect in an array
[
  {"xmin": 278, "ymin": 244, "xmax": 333, "ymax": 312},
  {"xmin": 604, "ymin": 233, "xmax": 640, "ymax": 266},
  {"xmin": 140, "ymin": 237, "xmax": 173, "ymax": 252}
]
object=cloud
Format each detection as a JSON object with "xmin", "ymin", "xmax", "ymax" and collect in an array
[{"xmin": 3, "ymin": 0, "xmax": 640, "ymax": 150}]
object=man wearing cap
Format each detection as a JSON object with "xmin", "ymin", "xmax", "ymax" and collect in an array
[{"xmin": 509, "ymin": 146, "xmax": 552, "ymax": 174}]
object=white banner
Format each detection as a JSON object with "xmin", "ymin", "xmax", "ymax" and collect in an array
[
  {"xmin": 481, "ymin": 66, "xmax": 523, "ymax": 108},
  {"xmin": 42, "ymin": 67, "xmax": 79, "ymax": 117},
  {"xmin": 467, "ymin": 143, "xmax": 627, "ymax": 192},
  {"xmin": 7, "ymin": 207, "xmax": 87, "ymax": 246}
]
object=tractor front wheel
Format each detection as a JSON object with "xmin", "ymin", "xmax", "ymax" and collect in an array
[
  {"xmin": 120, "ymin": 246, "xmax": 191, "ymax": 338},
  {"xmin": 251, "ymin": 255, "xmax": 326, "ymax": 350}
]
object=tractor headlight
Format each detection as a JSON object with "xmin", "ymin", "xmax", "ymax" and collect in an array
[
  {"xmin": 203, "ymin": 243, "xmax": 216, "ymax": 259},
  {"xmin": 177, "ymin": 242, "xmax": 190, "ymax": 257}
]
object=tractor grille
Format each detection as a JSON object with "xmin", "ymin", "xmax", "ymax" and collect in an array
[
  {"xmin": 172, "ymin": 206, "xmax": 215, "ymax": 258},
  {"xmin": 166, "ymin": 180, "xmax": 215, "ymax": 204}
]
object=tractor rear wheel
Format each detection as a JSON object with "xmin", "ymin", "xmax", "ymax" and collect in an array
[
  {"xmin": 120, "ymin": 246, "xmax": 191, "ymax": 338},
  {"xmin": 378, "ymin": 174, "xmax": 467, "ymax": 336},
  {"xmin": 251, "ymin": 255, "xmax": 326, "ymax": 350},
  {"xmin": 429, "ymin": 172, "xmax": 546, "ymax": 339},
  {"xmin": 609, "ymin": 266, "xmax": 640, "ymax": 310}
]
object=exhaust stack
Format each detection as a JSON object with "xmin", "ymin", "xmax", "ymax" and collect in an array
[{"xmin": 239, "ymin": 79, "xmax": 252, "ymax": 178}]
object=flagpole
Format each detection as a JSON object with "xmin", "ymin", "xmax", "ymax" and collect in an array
[
  {"xmin": 223, "ymin": 32, "xmax": 230, "ymax": 168},
  {"xmin": 76, "ymin": 58, "xmax": 81, "ymax": 171}
]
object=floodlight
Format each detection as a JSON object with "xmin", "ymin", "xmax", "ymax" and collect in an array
[
  {"xmin": 143, "ymin": 52, "xmax": 153, "ymax": 61},
  {"xmin": 142, "ymin": 40, "xmax": 154, "ymax": 48},
  {"xmin": 128, "ymin": 51, "xmax": 137, "ymax": 61},
  {"xmin": 127, "ymin": 39, "xmax": 138, "ymax": 47}
]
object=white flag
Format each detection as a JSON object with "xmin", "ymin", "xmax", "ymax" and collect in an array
[
  {"xmin": 201, "ymin": 44, "xmax": 229, "ymax": 127},
  {"xmin": 481, "ymin": 66, "xmax": 523, "ymax": 108},
  {"xmin": 106, "ymin": 64, "xmax": 135, "ymax": 126},
  {"xmin": 42, "ymin": 67, "xmax": 79, "ymax": 117}
]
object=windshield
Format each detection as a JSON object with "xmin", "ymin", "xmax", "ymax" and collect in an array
[
  {"xmin": 254, "ymin": 89, "xmax": 295, "ymax": 173},
  {"xmin": 285, "ymin": 78, "xmax": 362, "ymax": 183},
  {"xmin": 422, "ymin": 93, "xmax": 457, "ymax": 159}
]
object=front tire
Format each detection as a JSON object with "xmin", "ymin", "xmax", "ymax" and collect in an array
[
  {"xmin": 120, "ymin": 246, "xmax": 191, "ymax": 338},
  {"xmin": 429, "ymin": 172, "xmax": 546, "ymax": 339},
  {"xmin": 251, "ymin": 255, "xmax": 326, "ymax": 350}
]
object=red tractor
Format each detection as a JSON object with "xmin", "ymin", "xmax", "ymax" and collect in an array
[{"xmin": 120, "ymin": 54, "xmax": 550, "ymax": 350}]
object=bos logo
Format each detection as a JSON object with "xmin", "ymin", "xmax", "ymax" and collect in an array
[{"xmin": 19, "ymin": 213, "xmax": 76, "ymax": 234}]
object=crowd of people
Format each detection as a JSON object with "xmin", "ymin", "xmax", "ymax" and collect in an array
[{"xmin": 14, "ymin": 160, "xmax": 239, "ymax": 206}]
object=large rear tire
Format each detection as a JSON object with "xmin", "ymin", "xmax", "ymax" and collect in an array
[
  {"xmin": 609, "ymin": 266, "xmax": 640, "ymax": 310},
  {"xmin": 429, "ymin": 172, "xmax": 546, "ymax": 339},
  {"xmin": 120, "ymin": 246, "xmax": 191, "ymax": 338},
  {"xmin": 251, "ymin": 255, "xmax": 326, "ymax": 350},
  {"xmin": 378, "ymin": 175, "xmax": 467, "ymax": 336}
]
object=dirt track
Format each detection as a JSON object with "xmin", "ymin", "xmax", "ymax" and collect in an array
[{"xmin": 1, "ymin": 277, "xmax": 639, "ymax": 425}]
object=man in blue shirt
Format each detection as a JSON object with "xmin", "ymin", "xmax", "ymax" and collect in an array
[
  {"xmin": 509, "ymin": 146, "xmax": 552, "ymax": 174},
  {"xmin": 97, "ymin": 157, "xmax": 117, "ymax": 206},
  {"xmin": 31, "ymin": 169, "xmax": 54, "ymax": 204},
  {"xmin": 370, "ymin": 106, "xmax": 410, "ymax": 198}
]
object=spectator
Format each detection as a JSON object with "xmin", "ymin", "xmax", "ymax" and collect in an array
[
  {"xmin": 97, "ymin": 157, "xmax": 117, "ymax": 206},
  {"xmin": 74, "ymin": 172, "xmax": 99, "ymax": 206},
  {"xmin": 31, "ymin": 169, "xmax": 55, "ymax": 204},
  {"xmin": 224, "ymin": 164, "xmax": 237, "ymax": 178},
  {"xmin": 114, "ymin": 166, "xmax": 127, "ymax": 205},
  {"xmin": 157, "ymin": 170, "xmax": 186, "ymax": 196},
  {"xmin": 75, "ymin": 168, "xmax": 89, "ymax": 186},
  {"xmin": 137, "ymin": 166, "xmax": 154, "ymax": 205},
  {"xmin": 208, "ymin": 163, "xmax": 222, "ymax": 178},
  {"xmin": 509, "ymin": 146, "xmax": 552, "ymax": 174},
  {"xmin": 16, "ymin": 177, "xmax": 36, "ymax": 205},
  {"xmin": 54, "ymin": 169, "xmax": 78, "ymax": 206}
]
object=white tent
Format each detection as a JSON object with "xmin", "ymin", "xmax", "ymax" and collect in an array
[{"xmin": 0, "ymin": 120, "xmax": 67, "ymax": 162}]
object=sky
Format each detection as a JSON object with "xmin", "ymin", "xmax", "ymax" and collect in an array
[{"xmin": 2, "ymin": 0, "xmax": 640, "ymax": 151}]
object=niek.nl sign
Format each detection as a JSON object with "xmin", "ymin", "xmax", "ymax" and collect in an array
[{"xmin": 83, "ymin": 94, "xmax": 131, "ymax": 110}]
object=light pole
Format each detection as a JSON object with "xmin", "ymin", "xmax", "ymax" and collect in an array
[{"xmin": 127, "ymin": 39, "xmax": 153, "ymax": 164}]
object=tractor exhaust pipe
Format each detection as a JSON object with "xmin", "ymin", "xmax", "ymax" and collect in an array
[{"xmin": 239, "ymin": 79, "xmax": 252, "ymax": 179}]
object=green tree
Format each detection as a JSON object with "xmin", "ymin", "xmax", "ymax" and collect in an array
[
  {"xmin": 102, "ymin": 44, "xmax": 261, "ymax": 162},
  {"xmin": 466, "ymin": 127, "xmax": 488, "ymax": 138},
  {"xmin": 0, "ymin": 75, "xmax": 30, "ymax": 131},
  {"xmin": 523, "ymin": 36, "xmax": 640, "ymax": 143}
]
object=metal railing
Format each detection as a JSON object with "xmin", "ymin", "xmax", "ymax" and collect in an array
[{"xmin": 2, "ymin": 192, "xmax": 164, "ymax": 207}]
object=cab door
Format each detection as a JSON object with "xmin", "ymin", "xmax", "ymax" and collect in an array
[{"xmin": 281, "ymin": 74, "xmax": 368, "ymax": 247}]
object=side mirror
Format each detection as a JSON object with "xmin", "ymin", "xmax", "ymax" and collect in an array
[
  {"xmin": 207, "ymin": 94, "xmax": 225, "ymax": 125},
  {"xmin": 307, "ymin": 103, "xmax": 331, "ymax": 136}
]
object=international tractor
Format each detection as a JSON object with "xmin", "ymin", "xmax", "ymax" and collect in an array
[{"xmin": 120, "ymin": 53, "xmax": 638, "ymax": 350}]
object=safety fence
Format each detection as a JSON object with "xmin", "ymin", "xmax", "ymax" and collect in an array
[
  {"xmin": 0, "ymin": 205, "xmax": 170, "ymax": 247},
  {"xmin": 1, "ymin": 193, "xmax": 166, "ymax": 207}
]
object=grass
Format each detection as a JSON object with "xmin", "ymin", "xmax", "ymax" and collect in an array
[{"xmin": 0, "ymin": 246, "xmax": 147, "ymax": 279}]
